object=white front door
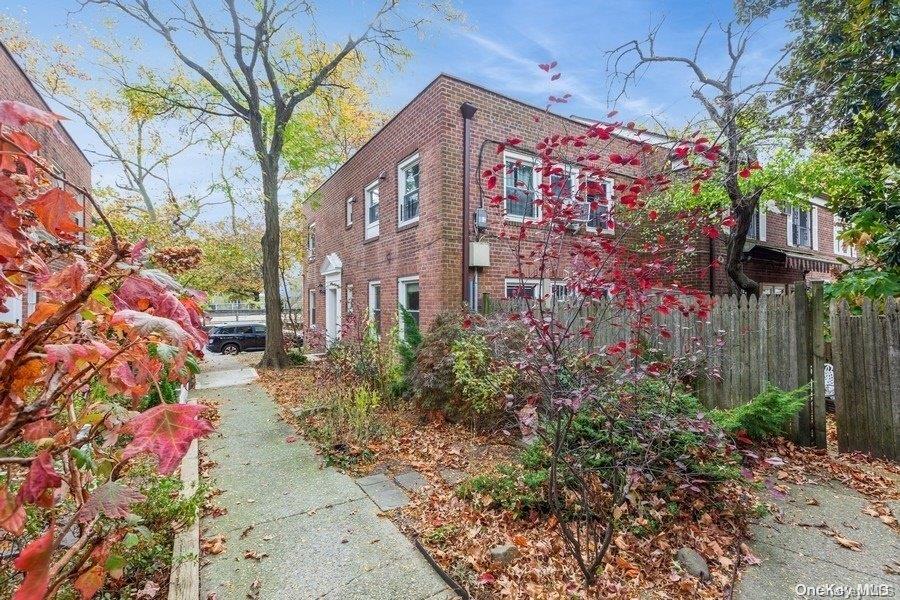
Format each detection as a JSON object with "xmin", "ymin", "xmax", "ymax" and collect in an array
[{"xmin": 324, "ymin": 273, "xmax": 342, "ymax": 346}]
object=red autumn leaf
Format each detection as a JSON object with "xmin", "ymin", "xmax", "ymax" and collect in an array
[
  {"xmin": 606, "ymin": 110, "xmax": 619, "ymax": 118},
  {"xmin": 22, "ymin": 419, "xmax": 59, "ymax": 442},
  {"xmin": 122, "ymin": 403, "xmax": 213, "ymax": 474},
  {"xmin": 506, "ymin": 137, "xmax": 522, "ymax": 146},
  {"xmin": 12, "ymin": 528, "xmax": 54, "ymax": 600},
  {"xmin": 45, "ymin": 341, "xmax": 115, "ymax": 372},
  {"xmin": 18, "ymin": 452, "xmax": 62, "ymax": 504},
  {"xmin": 648, "ymin": 210, "xmax": 659, "ymax": 221},
  {"xmin": 609, "ymin": 154, "xmax": 624, "ymax": 165},
  {"xmin": 486, "ymin": 175, "xmax": 497, "ymax": 190},
  {"xmin": 722, "ymin": 215, "xmax": 737, "ymax": 228},
  {"xmin": 74, "ymin": 565, "xmax": 105, "ymax": 600},
  {"xmin": 550, "ymin": 72, "xmax": 561, "ymax": 81},
  {"xmin": 703, "ymin": 225, "xmax": 721, "ymax": 240},
  {"xmin": 477, "ymin": 572, "xmax": 496, "ymax": 585},
  {"xmin": 23, "ymin": 188, "xmax": 82, "ymax": 236},
  {"xmin": 111, "ymin": 310, "xmax": 196, "ymax": 349},
  {"xmin": 538, "ymin": 62, "xmax": 551, "ymax": 72},
  {"xmin": 0, "ymin": 131, "xmax": 41, "ymax": 177},
  {"xmin": 739, "ymin": 168, "xmax": 751, "ymax": 178},
  {"xmin": 0, "ymin": 100, "xmax": 66, "ymax": 130},
  {"xmin": 77, "ymin": 481, "xmax": 146, "ymax": 523},
  {"xmin": 0, "ymin": 486, "xmax": 25, "ymax": 535}
]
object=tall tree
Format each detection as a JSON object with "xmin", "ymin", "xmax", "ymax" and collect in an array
[
  {"xmin": 607, "ymin": 20, "xmax": 800, "ymax": 296},
  {"xmin": 83, "ymin": 0, "xmax": 450, "ymax": 368}
]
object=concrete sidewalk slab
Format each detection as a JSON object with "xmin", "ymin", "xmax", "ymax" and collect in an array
[
  {"xmin": 196, "ymin": 354, "xmax": 454, "ymax": 600},
  {"xmin": 737, "ymin": 481, "xmax": 899, "ymax": 599}
]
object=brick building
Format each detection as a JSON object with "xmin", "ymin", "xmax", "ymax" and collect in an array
[
  {"xmin": 302, "ymin": 74, "xmax": 847, "ymax": 342},
  {"xmin": 0, "ymin": 41, "xmax": 92, "ymax": 323}
]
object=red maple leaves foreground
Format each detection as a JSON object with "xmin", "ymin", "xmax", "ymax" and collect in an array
[{"xmin": 0, "ymin": 100, "xmax": 212, "ymax": 599}]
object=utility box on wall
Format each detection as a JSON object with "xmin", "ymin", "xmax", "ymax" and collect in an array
[{"xmin": 469, "ymin": 241, "xmax": 490, "ymax": 267}]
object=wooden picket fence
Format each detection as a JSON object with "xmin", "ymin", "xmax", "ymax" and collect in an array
[
  {"xmin": 830, "ymin": 298, "xmax": 900, "ymax": 460},
  {"xmin": 493, "ymin": 282, "xmax": 828, "ymax": 447}
]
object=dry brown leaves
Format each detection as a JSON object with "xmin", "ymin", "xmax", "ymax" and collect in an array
[{"xmin": 258, "ymin": 368, "xmax": 899, "ymax": 598}]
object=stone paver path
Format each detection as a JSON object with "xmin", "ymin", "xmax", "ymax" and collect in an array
[
  {"xmin": 195, "ymin": 353, "xmax": 456, "ymax": 600},
  {"xmin": 737, "ymin": 480, "xmax": 899, "ymax": 598}
]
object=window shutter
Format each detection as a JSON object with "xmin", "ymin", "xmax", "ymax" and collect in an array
[{"xmin": 811, "ymin": 207, "xmax": 819, "ymax": 251}]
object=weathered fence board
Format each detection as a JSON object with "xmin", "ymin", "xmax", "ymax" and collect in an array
[{"xmin": 829, "ymin": 298, "xmax": 900, "ymax": 460}]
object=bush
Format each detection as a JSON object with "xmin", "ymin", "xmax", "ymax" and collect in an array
[
  {"xmin": 710, "ymin": 384, "xmax": 809, "ymax": 440},
  {"xmin": 457, "ymin": 443, "xmax": 549, "ymax": 516},
  {"xmin": 407, "ymin": 311, "xmax": 468, "ymax": 411},
  {"xmin": 451, "ymin": 334, "xmax": 516, "ymax": 415},
  {"xmin": 287, "ymin": 348, "xmax": 308, "ymax": 365}
]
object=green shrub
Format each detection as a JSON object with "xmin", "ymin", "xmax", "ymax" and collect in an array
[
  {"xmin": 287, "ymin": 348, "xmax": 308, "ymax": 365},
  {"xmin": 457, "ymin": 455, "xmax": 548, "ymax": 516},
  {"xmin": 396, "ymin": 306, "xmax": 422, "ymax": 374},
  {"xmin": 450, "ymin": 334, "xmax": 516, "ymax": 414},
  {"xmin": 710, "ymin": 384, "xmax": 808, "ymax": 440},
  {"xmin": 407, "ymin": 311, "xmax": 468, "ymax": 411}
]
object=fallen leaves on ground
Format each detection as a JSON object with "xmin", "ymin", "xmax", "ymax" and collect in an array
[
  {"xmin": 259, "ymin": 366, "xmax": 898, "ymax": 599},
  {"xmin": 201, "ymin": 535, "xmax": 227, "ymax": 555}
]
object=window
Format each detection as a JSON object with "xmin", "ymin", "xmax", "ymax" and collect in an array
[
  {"xmin": 398, "ymin": 276, "xmax": 420, "ymax": 333},
  {"xmin": 346, "ymin": 196, "xmax": 354, "ymax": 227},
  {"xmin": 398, "ymin": 153, "xmax": 420, "ymax": 225},
  {"xmin": 346, "ymin": 284, "xmax": 354, "ymax": 314},
  {"xmin": 364, "ymin": 181, "xmax": 380, "ymax": 239},
  {"xmin": 308, "ymin": 289, "xmax": 316, "ymax": 326},
  {"xmin": 307, "ymin": 223, "xmax": 316, "ymax": 256},
  {"xmin": 503, "ymin": 151, "xmax": 540, "ymax": 221},
  {"xmin": 368, "ymin": 281, "xmax": 381, "ymax": 335},
  {"xmin": 585, "ymin": 178, "xmax": 614, "ymax": 232},
  {"xmin": 747, "ymin": 207, "xmax": 764, "ymax": 240},
  {"xmin": 505, "ymin": 280, "xmax": 539, "ymax": 299},
  {"xmin": 788, "ymin": 206, "xmax": 813, "ymax": 248},
  {"xmin": 833, "ymin": 218, "xmax": 856, "ymax": 257}
]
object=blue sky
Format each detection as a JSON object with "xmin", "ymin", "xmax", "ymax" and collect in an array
[{"xmin": 2, "ymin": 0, "xmax": 793, "ymax": 219}]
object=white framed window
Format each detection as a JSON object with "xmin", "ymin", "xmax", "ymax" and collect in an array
[
  {"xmin": 503, "ymin": 150, "xmax": 540, "ymax": 222},
  {"xmin": 833, "ymin": 217, "xmax": 857, "ymax": 257},
  {"xmin": 397, "ymin": 153, "xmax": 420, "ymax": 226},
  {"xmin": 307, "ymin": 223, "xmax": 316, "ymax": 256},
  {"xmin": 585, "ymin": 177, "xmax": 614, "ymax": 233},
  {"xmin": 346, "ymin": 196, "xmax": 354, "ymax": 227},
  {"xmin": 504, "ymin": 278, "xmax": 574, "ymax": 303},
  {"xmin": 788, "ymin": 206, "xmax": 816, "ymax": 249},
  {"xmin": 397, "ymin": 276, "xmax": 420, "ymax": 335},
  {"xmin": 747, "ymin": 206, "xmax": 766, "ymax": 241},
  {"xmin": 368, "ymin": 281, "xmax": 381, "ymax": 336},
  {"xmin": 308, "ymin": 289, "xmax": 316, "ymax": 326},
  {"xmin": 364, "ymin": 180, "xmax": 380, "ymax": 239},
  {"xmin": 346, "ymin": 284, "xmax": 354, "ymax": 314}
]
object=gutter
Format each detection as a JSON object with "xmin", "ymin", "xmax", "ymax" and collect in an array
[{"xmin": 460, "ymin": 102, "xmax": 477, "ymax": 306}]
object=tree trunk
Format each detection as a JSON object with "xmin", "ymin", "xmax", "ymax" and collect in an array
[
  {"xmin": 258, "ymin": 158, "xmax": 290, "ymax": 369},
  {"xmin": 724, "ymin": 189, "xmax": 762, "ymax": 297}
]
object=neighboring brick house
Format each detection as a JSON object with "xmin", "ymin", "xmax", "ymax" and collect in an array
[
  {"xmin": 301, "ymin": 74, "xmax": 847, "ymax": 342},
  {"xmin": 0, "ymin": 41, "xmax": 92, "ymax": 324}
]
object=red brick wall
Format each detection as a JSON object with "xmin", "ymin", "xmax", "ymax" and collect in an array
[
  {"xmin": 0, "ymin": 44, "xmax": 91, "ymax": 192},
  {"xmin": 302, "ymin": 78, "xmax": 449, "ymax": 334},
  {"xmin": 0, "ymin": 43, "xmax": 92, "ymax": 323},
  {"xmin": 302, "ymin": 74, "xmax": 851, "ymax": 335}
]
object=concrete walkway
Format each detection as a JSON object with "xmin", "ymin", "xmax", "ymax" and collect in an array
[
  {"xmin": 737, "ymin": 481, "xmax": 899, "ymax": 599},
  {"xmin": 195, "ymin": 353, "xmax": 455, "ymax": 600}
]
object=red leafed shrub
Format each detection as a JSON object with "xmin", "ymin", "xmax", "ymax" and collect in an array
[
  {"xmin": 478, "ymin": 93, "xmax": 731, "ymax": 583},
  {"xmin": 0, "ymin": 101, "xmax": 212, "ymax": 598}
]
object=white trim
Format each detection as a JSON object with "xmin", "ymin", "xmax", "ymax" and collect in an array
[
  {"xmin": 397, "ymin": 275, "xmax": 420, "ymax": 337},
  {"xmin": 504, "ymin": 278, "xmax": 569, "ymax": 300},
  {"xmin": 307, "ymin": 222, "xmax": 316, "ymax": 256},
  {"xmin": 397, "ymin": 152, "xmax": 420, "ymax": 227},
  {"xmin": 346, "ymin": 196, "xmax": 354, "ymax": 227},
  {"xmin": 346, "ymin": 284, "xmax": 354, "ymax": 314},
  {"xmin": 364, "ymin": 180, "xmax": 380, "ymax": 239},
  {"xmin": 786, "ymin": 208, "xmax": 794, "ymax": 247},
  {"xmin": 811, "ymin": 206, "xmax": 819, "ymax": 251},
  {"xmin": 502, "ymin": 150, "xmax": 541, "ymax": 223},
  {"xmin": 368, "ymin": 280, "xmax": 382, "ymax": 336},
  {"xmin": 833, "ymin": 217, "xmax": 857, "ymax": 257},
  {"xmin": 324, "ymin": 272, "xmax": 342, "ymax": 346},
  {"xmin": 319, "ymin": 252, "xmax": 343, "ymax": 276},
  {"xmin": 584, "ymin": 176, "xmax": 615, "ymax": 234},
  {"xmin": 308, "ymin": 288, "xmax": 316, "ymax": 327},
  {"xmin": 758, "ymin": 207, "xmax": 767, "ymax": 241}
]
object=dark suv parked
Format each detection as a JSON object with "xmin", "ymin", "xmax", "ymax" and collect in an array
[{"xmin": 206, "ymin": 324, "xmax": 267, "ymax": 354}]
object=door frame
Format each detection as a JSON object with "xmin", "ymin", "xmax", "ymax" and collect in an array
[{"xmin": 320, "ymin": 253, "xmax": 343, "ymax": 347}]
